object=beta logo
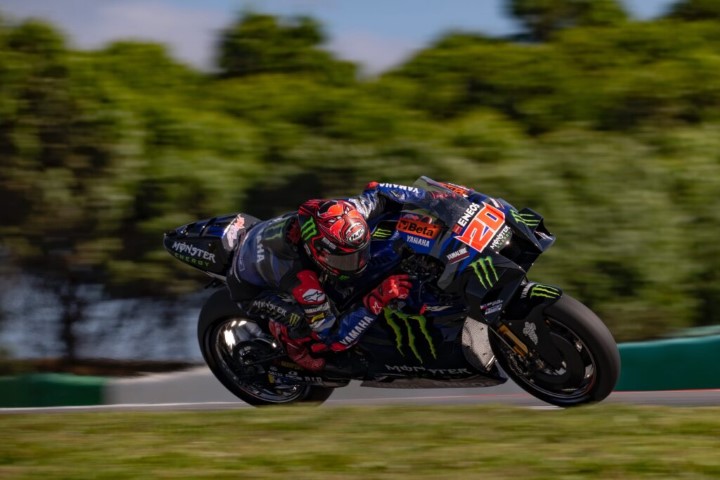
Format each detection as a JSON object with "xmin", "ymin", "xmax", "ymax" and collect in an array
[{"xmin": 397, "ymin": 218, "xmax": 441, "ymax": 239}]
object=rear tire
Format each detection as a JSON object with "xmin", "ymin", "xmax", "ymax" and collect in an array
[
  {"xmin": 491, "ymin": 295, "xmax": 620, "ymax": 407},
  {"xmin": 198, "ymin": 315, "xmax": 335, "ymax": 407}
]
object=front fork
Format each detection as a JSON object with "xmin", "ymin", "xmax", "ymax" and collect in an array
[{"xmin": 491, "ymin": 282, "xmax": 565, "ymax": 370}]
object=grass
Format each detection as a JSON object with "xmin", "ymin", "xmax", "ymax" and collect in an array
[{"xmin": 2, "ymin": 404, "xmax": 720, "ymax": 479}]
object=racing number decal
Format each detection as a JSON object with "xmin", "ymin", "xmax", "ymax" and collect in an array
[{"xmin": 456, "ymin": 203, "xmax": 506, "ymax": 253}]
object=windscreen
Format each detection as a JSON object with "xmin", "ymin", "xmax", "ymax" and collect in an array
[{"xmin": 411, "ymin": 176, "xmax": 473, "ymax": 227}]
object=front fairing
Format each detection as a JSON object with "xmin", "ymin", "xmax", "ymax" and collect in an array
[
  {"xmin": 406, "ymin": 177, "xmax": 555, "ymax": 271},
  {"xmin": 364, "ymin": 176, "xmax": 557, "ymax": 321}
]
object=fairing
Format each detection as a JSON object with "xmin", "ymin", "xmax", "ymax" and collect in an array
[{"xmin": 163, "ymin": 213, "xmax": 261, "ymax": 277}]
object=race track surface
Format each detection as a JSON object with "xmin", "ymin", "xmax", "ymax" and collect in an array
[{"xmin": 2, "ymin": 375, "xmax": 719, "ymax": 414}]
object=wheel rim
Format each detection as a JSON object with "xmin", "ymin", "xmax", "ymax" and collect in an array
[
  {"xmin": 208, "ymin": 318, "xmax": 312, "ymax": 404},
  {"xmin": 498, "ymin": 318, "xmax": 597, "ymax": 402}
]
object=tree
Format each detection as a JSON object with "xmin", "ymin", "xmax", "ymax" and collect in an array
[
  {"xmin": 0, "ymin": 20, "xmax": 97, "ymax": 361},
  {"xmin": 94, "ymin": 41, "xmax": 200, "ymax": 93},
  {"xmin": 0, "ymin": 20, "xmax": 214, "ymax": 360},
  {"xmin": 216, "ymin": 12, "xmax": 356, "ymax": 84},
  {"xmin": 387, "ymin": 38, "xmax": 573, "ymax": 132},
  {"xmin": 666, "ymin": 0, "xmax": 720, "ymax": 21},
  {"xmin": 507, "ymin": 0, "xmax": 628, "ymax": 41}
]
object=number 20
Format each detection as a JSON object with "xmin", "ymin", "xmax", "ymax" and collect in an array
[{"xmin": 456, "ymin": 203, "xmax": 505, "ymax": 252}]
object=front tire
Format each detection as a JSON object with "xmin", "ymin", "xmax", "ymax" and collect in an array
[
  {"xmin": 491, "ymin": 295, "xmax": 620, "ymax": 407},
  {"xmin": 198, "ymin": 315, "xmax": 335, "ymax": 407}
]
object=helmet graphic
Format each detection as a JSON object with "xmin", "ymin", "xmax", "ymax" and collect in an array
[{"xmin": 298, "ymin": 199, "xmax": 371, "ymax": 276}]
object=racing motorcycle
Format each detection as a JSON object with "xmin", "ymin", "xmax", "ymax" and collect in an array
[{"xmin": 163, "ymin": 176, "xmax": 620, "ymax": 407}]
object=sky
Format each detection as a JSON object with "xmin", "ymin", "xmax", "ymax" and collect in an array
[{"xmin": 0, "ymin": 0, "xmax": 678, "ymax": 74}]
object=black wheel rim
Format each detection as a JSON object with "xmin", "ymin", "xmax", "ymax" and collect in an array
[
  {"xmin": 208, "ymin": 318, "xmax": 311, "ymax": 404},
  {"xmin": 499, "ymin": 318, "xmax": 597, "ymax": 402}
]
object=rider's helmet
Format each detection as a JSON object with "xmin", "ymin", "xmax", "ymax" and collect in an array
[{"xmin": 297, "ymin": 199, "xmax": 371, "ymax": 276}]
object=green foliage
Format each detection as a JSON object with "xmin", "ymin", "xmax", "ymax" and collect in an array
[
  {"xmin": 507, "ymin": 0, "xmax": 628, "ymax": 41},
  {"xmin": 390, "ymin": 20, "xmax": 720, "ymax": 135},
  {"xmin": 92, "ymin": 41, "xmax": 201, "ymax": 93},
  {"xmin": 667, "ymin": 0, "xmax": 720, "ymax": 21},
  {"xmin": 216, "ymin": 12, "xmax": 356, "ymax": 85},
  {"xmin": 5, "ymin": 18, "xmax": 66, "ymax": 58},
  {"xmin": 387, "ymin": 40, "xmax": 574, "ymax": 133},
  {"xmin": 3, "ymin": 7, "xmax": 720, "ymax": 350}
]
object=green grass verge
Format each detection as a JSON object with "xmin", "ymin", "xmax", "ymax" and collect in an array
[{"xmin": 2, "ymin": 404, "xmax": 720, "ymax": 479}]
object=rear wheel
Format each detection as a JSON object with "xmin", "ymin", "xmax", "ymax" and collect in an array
[
  {"xmin": 490, "ymin": 295, "xmax": 620, "ymax": 407},
  {"xmin": 198, "ymin": 316, "xmax": 335, "ymax": 406}
]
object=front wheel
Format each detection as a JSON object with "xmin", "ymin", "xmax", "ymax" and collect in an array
[
  {"xmin": 490, "ymin": 295, "xmax": 620, "ymax": 407},
  {"xmin": 198, "ymin": 316, "xmax": 335, "ymax": 407}
]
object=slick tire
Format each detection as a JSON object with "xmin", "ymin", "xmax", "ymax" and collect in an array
[
  {"xmin": 197, "ymin": 290, "xmax": 334, "ymax": 407},
  {"xmin": 491, "ymin": 294, "xmax": 620, "ymax": 407}
]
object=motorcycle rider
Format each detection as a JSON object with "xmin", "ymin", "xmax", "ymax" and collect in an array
[{"xmin": 226, "ymin": 181, "xmax": 444, "ymax": 371}]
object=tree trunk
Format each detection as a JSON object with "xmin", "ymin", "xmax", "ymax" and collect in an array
[{"xmin": 56, "ymin": 278, "xmax": 87, "ymax": 363}]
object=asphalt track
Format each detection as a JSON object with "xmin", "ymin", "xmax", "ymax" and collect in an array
[{"xmin": 2, "ymin": 381, "xmax": 719, "ymax": 414}]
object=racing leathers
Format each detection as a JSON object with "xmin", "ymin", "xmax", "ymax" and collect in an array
[{"xmin": 226, "ymin": 182, "xmax": 444, "ymax": 371}]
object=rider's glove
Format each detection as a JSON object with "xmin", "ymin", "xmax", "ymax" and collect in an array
[{"xmin": 363, "ymin": 274, "xmax": 412, "ymax": 315}]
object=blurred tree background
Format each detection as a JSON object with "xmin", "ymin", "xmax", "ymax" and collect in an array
[{"xmin": 1, "ymin": 1, "xmax": 720, "ymax": 362}]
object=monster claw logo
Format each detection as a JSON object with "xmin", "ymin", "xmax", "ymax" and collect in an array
[
  {"xmin": 300, "ymin": 218, "xmax": 318, "ymax": 241},
  {"xmin": 372, "ymin": 227, "xmax": 394, "ymax": 240},
  {"xmin": 511, "ymin": 210, "xmax": 540, "ymax": 228},
  {"xmin": 527, "ymin": 283, "xmax": 562, "ymax": 300},
  {"xmin": 264, "ymin": 220, "xmax": 286, "ymax": 241},
  {"xmin": 469, "ymin": 256, "xmax": 499, "ymax": 289},
  {"xmin": 384, "ymin": 309, "xmax": 437, "ymax": 363},
  {"xmin": 288, "ymin": 313, "xmax": 303, "ymax": 327}
]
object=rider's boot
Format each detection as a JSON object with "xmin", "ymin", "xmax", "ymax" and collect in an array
[
  {"xmin": 311, "ymin": 342, "xmax": 368, "ymax": 376},
  {"xmin": 269, "ymin": 320, "xmax": 326, "ymax": 371},
  {"xmin": 323, "ymin": 350, "xmax": 368, "ymax": 376}
]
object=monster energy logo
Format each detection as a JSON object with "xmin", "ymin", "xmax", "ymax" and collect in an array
[
  {"xmin": 470, "ymin": 256, "xmax": 499, "ymax": 289},
  {"xmin": 301, "ymin": 218, "xmax": 318, "ymax": 241},
  {"xmin": 372, "ymin": 227, "xmax": 393, "ymax": 239},
  {"xmin": 287, "ymin": 313, "xmax": 302, "ymax": 327},
  {"xmin": 264, "ymin": 220, "xmax": 285, "ymax": 241},
  {"xmin": 384, "ymin": 309, "xmax": 437, "ymax": 363},
  {"xmin": 511, "ymin": 210, "xmax": 540, "ymax": 228},
  {"xmin": 527, "ymin": 283, "xmax": 562, "ymax": 300}
]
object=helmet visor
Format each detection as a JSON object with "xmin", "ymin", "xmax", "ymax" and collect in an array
[{"xmin": 321, "ymin": 248, "xmax": 370, "ymax": 274}]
